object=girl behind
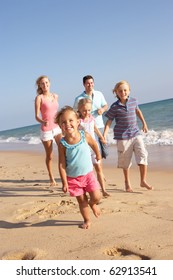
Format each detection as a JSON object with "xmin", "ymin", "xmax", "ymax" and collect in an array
[{"xmin": 77, "ymin": 98, "xmax": 110, "ymax": 197}]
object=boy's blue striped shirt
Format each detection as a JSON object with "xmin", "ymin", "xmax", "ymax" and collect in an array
[{"xmin": 105, "ymin": 97, "xmax": 140, "ymax": 140}]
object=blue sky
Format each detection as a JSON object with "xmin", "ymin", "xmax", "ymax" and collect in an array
[{"xmin": 0, "ymin": 0, "xmax": 172, "ymax": 131}]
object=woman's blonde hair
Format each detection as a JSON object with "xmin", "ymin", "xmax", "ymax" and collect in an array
[
  {"xmin": 35, "ymin": 75, "xmax": 50, "ymax": 95},
  {"xmin": 113, "ymin": 80, "xmax": 130, "ymax": 94}
]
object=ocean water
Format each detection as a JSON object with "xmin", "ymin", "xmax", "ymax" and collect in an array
[{"xmin": 0, "ymin": 98, "xmax": 173, "ymax": 151}]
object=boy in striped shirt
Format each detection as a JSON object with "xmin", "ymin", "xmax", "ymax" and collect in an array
[{"xmin": 103, "ymin": 80, "xmax": 153, "ymax": 192}]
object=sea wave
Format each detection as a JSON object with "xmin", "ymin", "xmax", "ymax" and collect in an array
[
  {"xmin": 107, "ymin": 129, "xmax": 173, "ymax": 146},
  {"xmin": 143, "ymin": 129, "xmax": 173, "ymax": 145},
  {"xmin": 0, "ymin": 129, "xmax": 173, "ymax": 146},
  {"xmin": 0, "ymin": 135, "xmax": 41, "ymax": 145}
]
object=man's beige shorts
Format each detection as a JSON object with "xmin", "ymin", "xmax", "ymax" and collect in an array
[{"xmin": 117, "ymin": 135, "xmax": 148, "ymax": 169}]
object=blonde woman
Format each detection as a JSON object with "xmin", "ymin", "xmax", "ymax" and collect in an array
[{"xmin": 35, "ymin": 75, "xmax": 62, "ymax": 187}]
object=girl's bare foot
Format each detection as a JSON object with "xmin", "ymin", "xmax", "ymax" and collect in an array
[
  {"xmin": 126, "ymin": 188, "xmax": 133, "ymax": 192},
  {"xmin": 79, "ymin": 221, "xmax": 91, "ymax": 229},
  {"xmin": 125, "ymin": 181, "xmax": 133, "ymax": 192},
  {"xmin": 90, "ymin": 203, "xmax": 100, "ymax": 217},
  {"xmin": 49, "ymin": 180, "xmax": 58, "ymax": 192},
  {"xmin": 140, "ymin": 181, "xmax": 153, "ymax": 190},
  {"xmin": 102, "ymin": 190, "xmax": 111, "ymax": 197},
  {"xmin": 50, "ymin": 179, "xmax": 57, "ymax": 187}
]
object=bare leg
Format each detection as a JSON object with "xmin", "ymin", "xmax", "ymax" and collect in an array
[
  {"xmin": 123, "ymin": 168, "xmax": 133, "ymax": 192},
  {"xmin": 42, "ymin": 140, "xmax": 56, "ymax": 186},
  {"xmin": 139, "ymin": 164, "xmax": 153, "ymax": 190},
  {"xmin": 88, "ymin": 189, "xmax": 101, "ymax": 217},
  {"xmin": 94, "ymin": 163, "xmax": 110, "ymax": 197},
  {"xmin": 76, "ymin": 194, "xmax": 91, "ymax": 229}
]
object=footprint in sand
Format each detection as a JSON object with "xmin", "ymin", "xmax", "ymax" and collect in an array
[
  {"xmin": 1, "ymin": 248, "xmax": 46, "ymax": 260},
  {"xmin": 100, "ymin": 207, "xmax": 121, "ymax": 214},
  {"xmin": 15, "ymin": 199, "xmax": 78, "ymax": 221},
  {"xmin": 104, "ymin": 246, "xmax": 150, "ymax": 260}
]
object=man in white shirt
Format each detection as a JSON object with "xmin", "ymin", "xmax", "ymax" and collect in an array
[
  {"xmin": 73, "ymin": 75, "xmax": 108, "ymax": 158},
  {"xmin": 73, "ymin": 75, "xmax": 108, "ymax": 129}
]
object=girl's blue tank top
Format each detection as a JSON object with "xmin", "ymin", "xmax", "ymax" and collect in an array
[{"xmin": 60, "ymin": 130, "xmax": 93, "ymax": 177}]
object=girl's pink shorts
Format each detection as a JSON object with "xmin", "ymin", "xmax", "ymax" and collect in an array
[{"xmin": 67, "ymin": 171, "xmax": 99, "ymax": 197}]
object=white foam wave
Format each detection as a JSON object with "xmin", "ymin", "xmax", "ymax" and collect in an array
[
  {"xmin": 0, "ymin": 135, "xmax": 41, "ymax": 145},
  {"xmin": 28, "ymin": 137, "xmax": 41, "ymax": 145},
  {"xmin": 106, "ymin": 128, "xmax": 173, "ymax": 146},
  {"xmin": 0, "ymin": 129, "xmax": 173, "ymax": 146},
  {"xmin": 143, "ymin": 129, "xmax": 173, "ymax": 145}
]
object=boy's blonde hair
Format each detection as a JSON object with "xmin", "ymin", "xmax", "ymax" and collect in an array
[{"xmin": 113, "ymin": 80, "xmax": 131, "ymax": 94}]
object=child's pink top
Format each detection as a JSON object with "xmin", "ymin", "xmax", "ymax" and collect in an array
[
  {"xmin": 40, "ymin": 93, "xmax": 59, "ymax": 131},
  {"xmin": 79, "ymin": 115, "xmax": 96, "ymax": 139}
]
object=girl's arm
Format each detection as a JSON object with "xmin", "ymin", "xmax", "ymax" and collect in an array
[
  {"xmin": 85, "ymin": 132, "xmax": 102, "ymax": 162},
  {"xmin": 94, "ymin": 124, "xmax": 107, "ymax": 143},
  {"xmin": 136, "ymin": 108, "xmax": 148, "ymax": 133},
  {"xmin": 58, "ymin": 143, "xmax": 68, "ymax": 193},
  {"xmin": 103, "ymin": 119, "xmax": 112, "ymax": 138},
  {"xmin": 97, "ymin": 104, "xmax": 108, "ymax": 115}
]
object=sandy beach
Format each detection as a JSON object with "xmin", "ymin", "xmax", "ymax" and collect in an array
[{"xmin": 0, "ymin": 145, "xmax": 173, "ymax": 260}]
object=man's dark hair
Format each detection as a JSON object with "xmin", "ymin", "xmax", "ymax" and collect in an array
[{"xmin": 83, "ymin": 75, "xmax": 94, "ymax": 84}]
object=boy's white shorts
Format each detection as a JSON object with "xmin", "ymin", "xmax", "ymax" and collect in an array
[{"xmin": 117, "ymin": 135, "xmax": 148, "ymax": 169}]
